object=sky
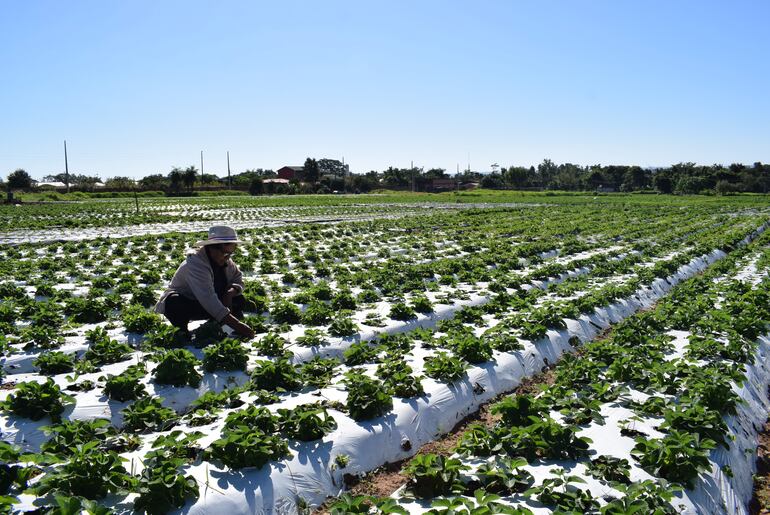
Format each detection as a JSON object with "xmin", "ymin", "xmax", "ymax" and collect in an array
[{"xmin": 1, "ymin": 1, "xmax": 769, "ymax": 180}]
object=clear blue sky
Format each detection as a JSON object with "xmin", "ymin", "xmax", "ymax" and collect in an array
[{"xmin": 2, "ymin": 1, "xmax": 769, "ymax": 180}]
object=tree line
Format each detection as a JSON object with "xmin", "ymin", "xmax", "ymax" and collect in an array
[{"xmin": 4, "ymin": 159, "xmax": 770, "ymax": 198}]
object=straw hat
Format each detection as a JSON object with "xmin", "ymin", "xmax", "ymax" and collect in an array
[{"xmin": 194, "ymin": 226, "xmax": 243, "ymax": 247}]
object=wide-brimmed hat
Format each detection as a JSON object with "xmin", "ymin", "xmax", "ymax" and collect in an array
[{"xmin": 195, "ymin": 226, "xmax": 243, "ymax": 247}]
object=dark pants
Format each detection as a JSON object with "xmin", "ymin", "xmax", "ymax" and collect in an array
[{"xmin": 163, "ymin": 293, "xmax": 245, "ymax": 330}]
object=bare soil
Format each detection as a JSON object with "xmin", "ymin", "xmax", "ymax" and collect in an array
[
  {"xmin": 313, "ymin": 366, "xmax": 557, "ymax": 514},
  {"xmin": 749, "ymin": 408, "xmax": 770, "ymax": 514}
]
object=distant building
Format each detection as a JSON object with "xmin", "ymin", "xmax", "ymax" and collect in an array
[
  {"xmin": 276, "ymin": 166, "xmax": 305, "ymax": 180},
  {"xmin": 262, "ymin": 178, "xmax": 290, "ymax": 184},
  {"xmin": 429, "ymin": 178, "xmax": 457, "ymax": 191}
]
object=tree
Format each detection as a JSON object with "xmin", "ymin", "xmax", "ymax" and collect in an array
[
  {"xmin": 249, "ymin": 178, "xmax": 264, "ymax": 195},
  {"xmin": 6, "ymin": 169, "xmax": 32, "ymax": 202},
  {"xmin": 139, "ymin": 174, "xmax": 168, "ymax": 191},
  {"xmin": 653, "ymin": 172, "xmax": 674, "ymax": 194},
  {"xmin": 104, "ymin": 177, "xmax": 136, "ymax": 190},
  {"xmin": 168, "ymin": 168, "xmax": 183, "ymax": 193},
  {"xmin": 503, "ymin": 166, "xmax": 529, "ymax": 188},
  {"xmin": 318, "ymin": 158, "xmax": 346, "ymax": 177},
  {"xmin": 304, "ymin": 158, "xmax": 319, "ymax": 183},
  {"xmin": 182, "ymin": 166, "xmax": 198, "ymax": 192}
]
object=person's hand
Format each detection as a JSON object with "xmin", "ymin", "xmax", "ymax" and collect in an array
[{"xmin": 233, "ymin": 321, "xmax": 255, "ymax": 340}]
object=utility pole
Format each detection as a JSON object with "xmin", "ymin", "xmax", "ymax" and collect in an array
[
  {"xmin": 64, "ymin": 140, "xmax": 70, "ymax": 193},
  {"xmin": 411, "ymin": 160, "xmax": 415, "ymax": 192},
  {"xmin": 200, "ymin": 151, "xmax": 204, "ymax": 176},
  {"xmin": 227, "ymin": 151, "xmax": 231, "ymax": 188}
]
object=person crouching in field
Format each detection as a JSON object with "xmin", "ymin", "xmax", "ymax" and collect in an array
[{"xmin": 155, "ymin": 226, "xmax": 255, "ymax": 341}]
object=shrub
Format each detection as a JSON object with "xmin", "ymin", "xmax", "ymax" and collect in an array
[
  {"xmin": 153, "ymin": 349, "xmax": 202, "ymax": 388},
  {"xmin": 203, "ymin": 337, "xmax": 249, "ymax": 372}
]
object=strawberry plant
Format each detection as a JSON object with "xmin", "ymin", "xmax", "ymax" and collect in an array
[
  {"xmin": 376, "ymin": 359, "xmax": 424, "ymax": 398},
  {"xmin": 202, "ymin": 337, "xmax": 248, "ymax": 372},
  {"xmin": 192, "ymin": 319, "xmax": 226, "ymax": 347},
  {"xmin": 411, "ymin": 295, "xmax": 434, "ymax": 314},
  {"xmin": 224, "ymin": 406, "xmax": 278, "ymax": 432},
  {"xmin": 41, "ymin": 418, "xmax": 117, "ymax": 456},
  {"xmin": 389, "ymin": 302, "xmax": 417, "ymax": 321},
  {"xmin": 63, "ymin": 297, "xmax": 109, "ymax": 324},
  {"xmin": 250, "ymin": 358, "xmax": 303, "ymax": 391},
  {"xmin": 344, "ymin": 372, "xmax": 393, "ymax": 421},
  {"xmin": 188, "ymin": 387, "xmax": 245, "ymax": 412},
  {"xmin": 497, "ymin": 418, "xmax": 592, "ymax": 461},
  {"xmin": 424, "ymin": 352, "xmax": 466, "ymax": 383},
  {"xmin": 254, "ymin": 332, "xmax": 288, "ymax": 357},
  {"xmin": 205, "ymin": 425, "xmax": 289, "ymax": 469},
  {"xmin": 133, "ymin": 457, "xmax": 199, "ymax": 514},
  {"xmin": 84, "ymin": 337, "xmax": 131, "ymax": 366},
  {"xmin": 103, "ymin": 363, "xmax": 147, "ymax": 402},
  {"xmin": 143, "ymin": 325, "xmax": 188, "ymax": 348},
  {"xmin": 34, "ymin": 351, "xmax": 76, "ymax": 376},
  {"xmin": 270, "ymin": 300, "xmax": 301, "ymax": 324},
  {"xmin": 586, "ymin": 455, "xmax": 631, "ymax": 484},
  {"xmin": 121, "ymin": 304, "xmax": 163, "ymax": 333},
  {"xmin": 153, "ymin": 349, "xmax": 201, "ymax": 387},
  {"xmin": 524, "ymin": 467, "xmax": 599, "ymax": 513},
  {"xmin": 34, "ymin": 441, "xmax": 134, "ymax": 499},
  {"xmin": 344, "ymin": 341, "xmax": 380, "ymax": 365},
  {"xmin": 447, "ymin": 333, "xmax": 493, "ymax": 364},
  {"xmin": 300, "ymin": 356, "xmax": 340, "ymax": 388},
  {"xmin": 403, "ymin": 453, "xmax": 468, "ymax": 498},
  {"xmin": 122, "ymin": 396, "xmax": 178, "ymax": 433},
  {"xmin": 301, "ymin": 300, "xmax": 333, "ymax": 326},
  {"xmin": 631, "ymin": 430, "xmax": 716, "ymax": 488},
  {"xmin": 295, "ymin": 328, "xmax": 328, "ymax": 347},
  {"xmin": 469, "ymin": 457, "xmax": 534, "ymax": 495},
  {"xmin": 328, "ymin": 314, "xmax": 358, "ymax": 337},
  {"xmin": 278, "ymin": 403, "xmax": 337, "ymax": 441},
  {"xmin": 1, "ymin": 379, "xmax": 73, "ymax": 422}
]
